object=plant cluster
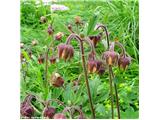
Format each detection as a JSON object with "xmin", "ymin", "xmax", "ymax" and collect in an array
[
  {"xmin": 21, "ymin": 0, "xmax": 139, "ymax": 119},
  {"xmin": 21, "ymin": 14, "xmax": 131, "ymax": 119}
]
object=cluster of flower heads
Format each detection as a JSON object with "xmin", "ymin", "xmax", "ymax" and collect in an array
[
  {"xmin": 57, "ymin": 44, "xmax": 74, "ymax": 61},
  {"xmin": 20, "ymin": 94, "xmax": 66, "ymax": 119},
  {"xmin": 38, "ymin": 53, "xmax": 57, "ymax": 65},
  {"xmin": 87, "ymin": 51, "xmax": 105, "ymax": 75},
  {"xmin": 20, "ymin": 95, "xmax": 35, "ymax": 118},
  {"xmin": 89, "ymin": 33, "xmax": 102, "ymax": 47},
  {"xmin": 102, "ymin": 41, "xmax": 131, "ymax": 70},
  {"xmin": 21, "ymin": 14, "xmax": 132, "ymax": 119}
]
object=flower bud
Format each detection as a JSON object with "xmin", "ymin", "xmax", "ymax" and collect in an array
[
  {"xmin": 96, "ymin": 60, "xmax": 105, "ymax": 75},
  {"xmin": 102, "ymin": 51, "xmax": 119, "ymax": 66},
  {"xmin": 32, "ymin": 40, "xmax": 38, "ymax": 46},
  {"xmin": 75, "ymin": 16, "xmax": 81, "ymax": 24},
  {"xmin": 49, "ymin": 56, "xmax": 56, "ymax": 64},
  {"xmin": 43, "ymin": 106, "xmax": 56, "ymax": 119},
  {"xmin": 21, "ymin": 102, "xmax": 34, "ymax": 118},
  {"xmin": 50, "ymin": 73, "xmax": 64, "ymax": 87},
  {"xmin": 97, "ymin": 67, "xmax": 105, "ymax": 75},
  {"xmin": 87, "ymin": 60, "xmax": 105, "ymax": 74},
  {"xmin": 21, "ymin": 95, "xmax": 35, "ymax": 119},
  {"xmin": 57, "ymin": 44, "xmax": 74, "ymax": 61},
  {"xmin": 89, "ymin": 34, "xmax": 101, "ymax": 47},
  {"xmin": 40, "ymin": 16, "xmax": 47, "ymax": 23},
  {"xmin": 55, "ymin": 32, "xmax": 63, "ymax": 40},
  {"xmin": 118, "ymin": 55, "xmax": 131, "ymax": 70},
  {"xmin": 80, "ymin": 33, "xmax": 85, "ymax": 39},
  {"xmin": 67, "ymin": 24, "xmax": 72, "ymax": 30},
  {"xmin": 54, "ymin": 113, "xmax": 66, "ymax": 119},
  {"xmin": 38, "ymin": 54, "xmax": 44, "ymax": 64},
  {"xmin": 47, "ymin": 24, "xmax": 54, "ymax": 35},
  {"xmin": 87, "ymin": 60, "xmax": 97, "ymax": 73}
]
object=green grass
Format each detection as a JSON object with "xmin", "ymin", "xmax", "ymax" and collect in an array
[{"xmin": 21, "ymin": 0, "xmax": 139, "ymax": 119}]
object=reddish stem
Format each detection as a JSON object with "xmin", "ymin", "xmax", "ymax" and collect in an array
[
  {"xmin": 65, "ymin": 34, "xmax": 96, "ymax": 118},
  {"xmin": 109, "ymin": 65, "xmax": 114, "ymax": 119},
  {"xmin": 110, "ymin": 66, "xmax": 121, "ymax": 119}
]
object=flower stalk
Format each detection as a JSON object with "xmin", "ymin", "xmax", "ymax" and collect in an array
[
  {"xmin": 96, "ymin": 24, "xmax": 110, "ymax": 50},
  {"xmin": 109, "ymin": 65, "xmax": 114, "ymax": 119},
  {"xmin": 65, "ymin": 34, "xmax": 96, "ymax": 118},
  {"xmin": 110, "ymin": 66, "xmax": 121, "ymax": 119}
]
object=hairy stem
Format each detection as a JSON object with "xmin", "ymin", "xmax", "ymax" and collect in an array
[
  {"xmin": 109, "ymin": 65, "xmax": 114, "ymax": 119},
  {"xmin": 96, "ymin": 25, "xmax": 110, "ymax": 50},
  {"xmin": 80, "ymin": 40, "xmax": 95, "ymax": 118},
  {"xmin": 110, "ymin": 66, "xmax": 121, "ymax": 119},
  {"xmin": 115, "ymin": 41, "xmax": 126, "ymax": 57},
  {"xmin": 66, "ymin": 34, "xmax": 95, "ymax": 118}
]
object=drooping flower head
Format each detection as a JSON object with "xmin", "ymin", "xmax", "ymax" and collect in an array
[
  {"xmin": 40, "ymin": 16, "xmax": 47, "ymax": 24},
  {"xmin": 89, "ymin": 34, "xmax": 102, "ymax": 47},
  {"xmin": 55, "ymin": 32, "xmax": 63, "ymax": 40},
  {"xmin": 75, "ymin": 16, "xmax": 81, "ymax": 24},
  {"xmin": 102, "ymin": 42, "xmax": 119, "ymax": 66},
  {"xmin": 47, "ymin": 24, "xmax": 54, "ymax": 35},
  {"xmin": 118, "ymin": 54, "xmax": 131, "ymax": 70},
  {"xmin": 102, "ymin": 51, "xmax": 119, "ymax": 66},
  {"xmin": 20, "ymin": 95, "xmax": 35, "ymax": 118},
  {"xmin": 50, "ymin": 73, "xmax": 64, "ymax": 87},
  {"xmin": 87, "ymin": 51, "xmax": 105, "ymax": 75},
  {"xmin": 57, "ymin": 44, "xmax": 74, "ymax": 61},
  {"xmin": 49, "ymin": 55, "xmax": 56, "ymax": 64},
  {"xmin": 38, "ymin": 54, "xmax": 45, "ymax": 64},
  {"xmin": 43, "ymin": 106, "xmax": 56, "ymax": 119}
]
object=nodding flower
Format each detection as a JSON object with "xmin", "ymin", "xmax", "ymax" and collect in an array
[
  {"xmin": 118, "ymin": 54, "xmax": 131, "ymax": 70},
  {"xmin": 49, "ymin": 56, "xmax": 56, "ymax": 64},
  {"xmin": 20, "ymin": 95, "xmax": 35, "ymax": 118},
  {"xmin": 87, "ymin": 52, "xmax": 105, "ymax": 75},
  {"xmin": 38, "ymin": 54, "xmax": 45, "ymax": 64},
  {"xmin": 57, "ymin": 44, "xmax": 74, "ymax": 61},
  {"xmin": 102, "ymin": 42, "xmax": 119, "ymax": 66},
  {"xmin": 55, "ymin": 32, "xmax": 63, "ymax": 40},
  {"xmin": 102, "ymin": 51, "xmax": 119, "ymax": 66},
  {"xmin": 50, "ymin": 73, "xmax": 64, "ymax": 87},
  {"xmin": 47, "ymin": 24, "xmax": 54, "ymax": 35},
  {"xmin": 32, "ymin": 40, "xmax": 38, "ymax": 46},
  {"xmin": 43, "ymin": 106, "xmax": 56, "ymax": 119},
  {"xmin": 40, "ymin": 16, "xmax": 47, "ymax": 24},
  {"xmin": 89, "ymin": 34, "xmax": 102, "ymax": 47},
  {"xmin": 75, "ymin": 16, "xmax": 81, "ymax": 24},
  {"xmin": 67, "ymin": 24, "xmax": 72, "ymax": 30}
]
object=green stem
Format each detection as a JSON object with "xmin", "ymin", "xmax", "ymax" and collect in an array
[{"xmin": 109, "ymin": 65, "xmax": 114, "ymax": 119}]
